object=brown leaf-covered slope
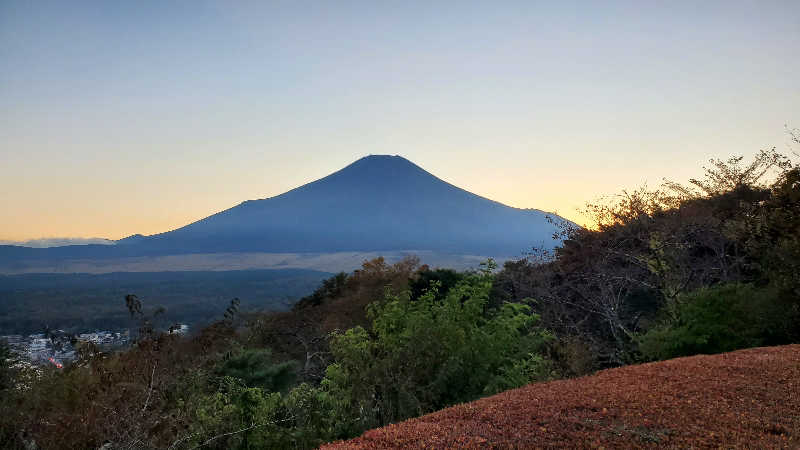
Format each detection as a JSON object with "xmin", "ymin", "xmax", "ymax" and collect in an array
[{"xmin": 324, "ymin": 345, "xmax": 800, "ymax": 449}]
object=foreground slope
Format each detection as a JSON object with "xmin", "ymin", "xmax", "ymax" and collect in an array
[{"xmin": 325, "ymin": 345, "xmax": 799, "ymax": 449}]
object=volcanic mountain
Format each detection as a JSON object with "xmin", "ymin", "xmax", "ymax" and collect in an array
[{"xmin": 1, "ymin": 155, "xmax": 569, "ymax": 263}]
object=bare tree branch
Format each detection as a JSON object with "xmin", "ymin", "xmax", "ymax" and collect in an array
[
  {"xmin": 178, "ymin": 416, "xmax": 296, "ymax": 450},
  {"xmin": 141, "ymin": 362, "xmax": 157, "ymax": 414}
]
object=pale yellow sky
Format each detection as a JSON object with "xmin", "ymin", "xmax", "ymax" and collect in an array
[{"xmin": 1, "ymin": 1, "xmax": 798, "ymax": 241}]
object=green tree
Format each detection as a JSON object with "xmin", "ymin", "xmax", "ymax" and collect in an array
[
  {"xmin": 637, "ymin": 283, "xmax": 794, "ymax": 361},
  {"xmin": 188, "ymin": 376, "xmax": 286, "ymax": 449},
  {"xmin": 215, "ymin": 348, "xmax": 298, "ymax": 392},
  {"xmin": 322, "ymin": 262, "xmax": 553, "ymax": 433}
]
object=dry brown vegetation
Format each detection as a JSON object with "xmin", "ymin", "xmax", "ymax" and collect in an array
[{"xmin": 324, "ymin": 345, "xmax": 800, "ymax": 449}]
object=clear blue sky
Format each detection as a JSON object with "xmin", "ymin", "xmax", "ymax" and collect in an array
[{"xmin": 1, "ymin": 0, "xmax": 798, "ymax": 240}]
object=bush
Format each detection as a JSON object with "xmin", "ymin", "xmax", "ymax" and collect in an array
[
  {"xmin": 187, "ymin": 376, "xmax": 286, "ymax": 449},
  {"xmin": 215, "ymin": 348, "xmax": 298, "ymax": 392},
  {"xmin": 321, "ymin": 264, "xmax": 554, "ymax": 432},
  {"xmin": 637, "ymin": 283, "xmax": 794, "ymax": 360},
  {"xmin": 546, "ymin": 336, "xmax": 597, "ymax": 378}
]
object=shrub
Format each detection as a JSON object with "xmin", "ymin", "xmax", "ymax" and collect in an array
[
  {"xmin": 638, "ymin": 283, "xmax": 794, "ymax": 360},
  {"xmin": 215, "ymin": 348, "xmax": 298, "ymax": 392},
  {"xmin": 187, "ymin": 376, "xmax": 286, "ymax": 449},
  {"xmin": 321, "ymin": 264, "xmax": 554, "ymax": 431}
]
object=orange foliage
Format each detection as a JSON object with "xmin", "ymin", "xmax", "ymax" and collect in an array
[{"xmin": 246, "ymin": 256, "xmax": 422, "ymax": 380}]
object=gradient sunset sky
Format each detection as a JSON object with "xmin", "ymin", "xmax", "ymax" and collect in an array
[{"xmin": 1, "ymin": 1, "xmax": 798, "ymax": 241}]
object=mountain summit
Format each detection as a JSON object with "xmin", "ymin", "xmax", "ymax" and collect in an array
[
  {"xmin": 2, "ymin": 156, "xmax": 568, "ymax": 262},
  {"xmin": 131, "ymin": 155, "xmax": 566, "ymax": 256}
]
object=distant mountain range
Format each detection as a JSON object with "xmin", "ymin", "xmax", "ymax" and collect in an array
[
  {"xmin": 0, "ymin": 237, "xmax": 115, "ymax": 248},
  {"xmin": 0, "ymin": 155, "xmax": 570, "ymax": 266}
]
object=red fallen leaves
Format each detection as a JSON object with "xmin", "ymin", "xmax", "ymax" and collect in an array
[{"xmin": 323, "ymin": 345, "xmax": 800, "ymax": 449}]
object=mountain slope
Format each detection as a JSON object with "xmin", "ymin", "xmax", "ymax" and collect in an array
[
  {"xmin": 1, "ymin": 155, "xmax": 568, "ymax": 262},
  {"xmin": 135, "ymin": 155, "xmax": 565, "ymax": 255}
]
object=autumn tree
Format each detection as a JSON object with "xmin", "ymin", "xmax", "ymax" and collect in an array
[
  {"xmin": 495, "ymin": 149, "xmax": 797, "ymax": 368},
  {"xmin": 246, "ymin": 256, "xmax": 422, "ymax": 381}
]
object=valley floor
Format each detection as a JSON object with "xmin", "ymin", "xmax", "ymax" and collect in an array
[
  {"xmin": 0, "ymin": 251, "xmax": 502, "ymax": 275},
  {"xmin": 324, "ymin": 345, "xmax": 800, "ymax": 449}
]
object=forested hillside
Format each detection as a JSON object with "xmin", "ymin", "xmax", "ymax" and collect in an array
[
  {"xmin": 0, "ymin": 269, "xmax": 331, "ymax": 334},
  {"xmin": 1, "ymin": 147, "xmax": 798, "ymax": 449}
]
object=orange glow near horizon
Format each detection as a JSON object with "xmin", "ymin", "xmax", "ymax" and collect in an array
[
  {"xmin": 1, "ymin": 2, "xmax": 797, "ymax": 242},
  {"xmin": 0, "ymin": 158, "xmax": 596, "ymax": 241}
]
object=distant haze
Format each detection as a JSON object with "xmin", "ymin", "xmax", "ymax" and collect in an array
[
  {"xmin": 0, "ymin": 238, "xmax": 115, "ymax": 248},
  {"xmin": 1, "ymin": 1, "xmax": 798, "ymax": 240}
]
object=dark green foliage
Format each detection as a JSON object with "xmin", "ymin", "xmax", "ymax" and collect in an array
[
  {"xmin": 745, "ymin": 168, "xmax": 800, "ymax": 295},
  {"xmin": 223, "ymin": 298, "xmax": 242, "ymax": 324},
  {"xmin": 0, "ymin": 341, "xmax": 18, "ymax": 392},
  {"xmin": 187, "ymin": 376, "xmax": 288, "ymax": 449},
  {"xmin": 245, "ymin": 257, "xmax": 423, "ymax": 384},
  {"xmin": 292, "ymin": 272, "xmax": 349, "ymax": 310},
  {"xmin": 177, "ymin": 378, "xmax": 337, "ymax": 450},
  {"xmin": 0, "ymin": 342, "xmax": 21, "ymax": 449},
  {"xmin": 408, "ymin": 267, "xmax": 463, "ymax": 301},
  {"xmin": 322, "ymin": 265, "xmax": 553, "ymax": 434},
  {"xmin": 215, "ymin": 348, "xmax": 298, "ymax": 392},
  {"xmin": 638, "ymin": 283, "xmax": 796, "ymax": 360}
]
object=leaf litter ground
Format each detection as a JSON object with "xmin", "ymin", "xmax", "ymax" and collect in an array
[{"xmin": 324, "ymin": 345, "xmax": 799, "ymax": 449}]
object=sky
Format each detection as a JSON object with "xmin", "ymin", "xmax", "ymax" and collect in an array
[{"xmin": 1, "ymin": 0, "xmax": 798, "ymax": 241}]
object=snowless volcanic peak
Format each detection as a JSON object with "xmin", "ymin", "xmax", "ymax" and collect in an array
[
  {"xmin": 0, "ymin": 155, "xmax": 570, "ymax": 261},
  {"xmin": 144, "ymin": 154, "xmax": 566, "ymax": 255}
]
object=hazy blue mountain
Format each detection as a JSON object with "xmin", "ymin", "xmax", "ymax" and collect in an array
[{"xmin": 1, "ymin": 155, "xmax": 568, "ymax": 263}]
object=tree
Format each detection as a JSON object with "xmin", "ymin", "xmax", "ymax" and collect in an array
[
  {"xmin": 0, "ymin": 340, "xmax": 18, "ymax": 392},
  {"xmin": 494, "ymin": 149, "xmax": 797, "ymax": 368},
  {"xmin": 662, "ymin": 147, "xmax": 791, "ymax": 200},
  {"xmin": 322, "ymin": 263, "xmax": 553, "ymax": 433},
  {"xmin": 215, "ymin": 348, "xmax": 298, "ymax": 392},
  {"xmin": 246, "ymin": 256, "xmax": 421, "ymax": 382}
]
